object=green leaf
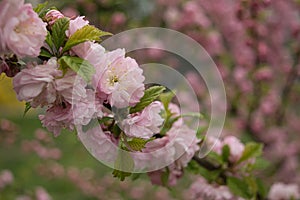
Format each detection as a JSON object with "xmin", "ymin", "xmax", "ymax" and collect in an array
[
  {"xmin": 58, "ymin": 56, "xmax": 96, "ymax": 83},
  {"xmin": 208, "ymin": 170, "xmax": 222, "ymax": 182},
  {"xmin": 159, "ymin": 91, "xmax": 175, "ymax": 111},
  {"xmin": 39, "ymin": 48, "xmax": 52, "ymax": 58},
  {"xmin": 227, "ymin": 176, "xmax": 252, "ymax": 199},
  {"xmin": 130, "ymin": 86, "xmax": 166, "ymax": 113},
  {"xmin": 98, "ymin": 116, "xmax": 114, "ymax": 124},
  {"xmin": 252, "ymin": 157, "xmax": 271, "ymax": 170},
  {"xmin": 159, "ymin": 116, "xmax": 180, "ymax": 136},
  {"xmin": 188, "ymin": 160, "xmax": 221, "ymax": 182},
  {"xmin": 52, "ymin": 17, "xmax": 70, "ymax": 52},
  {"xmin": 221, "ymin": 145, "xmax": 230, "ymax": 163},
  {"xmin": 62, "ymin": 25, "xmax": 112, "ymax": 53},
  {"xmin": 33, "ymin": 2, "xmax": 48, "ymax": 13},
  {"xmin": 45, "ymin": 32, "xmax": 55, "ymax": 54},
  {"xmin": 207, "ymin": 151, "xmax": 223, "ymax": 166},
  {"xmin": 196, "ymin": 126, "xmax": 207, "ymax": 139},
  {"xmin": 245, "ymin": 176, "xmax": 258, "ymax": 197},
  {"xmin": 23, "ymin": 102, "xmax": 31, "ymax": 117},
  {"xmin": 126, "ymin": 137, "xmax": 151, "ymax": 152},
  {"xmin": 112, "ymin": 169, "xmax": 131, "ymax": 181},
  {"xmin": 112, "ymin": 124, "xmax": 122, "ymax": 137},
  {"xmin": 187, "ymin": 160, "xmax": 201, "ymax": 174},
  {"xmin": 33, "ymin": 2, "xmax": 48, "ymax": 17},
  {"xmin": 237, "ymin": 143, "xmax": 263, "ymax": 165},
  {"xmin": 200, "ymin": 167, "xmax": 221, "ymax": 182},
  {"xmin": 256, "ymin": 178, "xmax": 267, "ymax": 199}
]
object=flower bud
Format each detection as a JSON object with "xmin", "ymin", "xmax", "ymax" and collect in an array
[{"xmin": 45, "ymin": 10, "xmax": 65, "ymax": 26}]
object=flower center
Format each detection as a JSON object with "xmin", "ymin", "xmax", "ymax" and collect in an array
[
  {"xmin": 14, "ymin": 19, "xmax": 36, "ymax": 35},
  {"xmin": 109, "ymin": 75, "xmax": 119, "ymax": 85},
  {"xmin": 14, "ymin": 26, "xmax": 21, "ymax": 33}
]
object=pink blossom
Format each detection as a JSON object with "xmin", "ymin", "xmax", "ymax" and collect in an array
[
  {"xmin": 167, "ymin": 125, "xmax": 200, "ymax": 168},
  {"xmin": 45, "ymin": 10, "xmax": 65, "ymax": 26},
  {"xmin": 129, "ymin": 187, "xmax": 145, "ymax": 199},
  {"xmin": 147, "ymin": 164, "xmax": 182, "ymax": 186},
  {"xmin": 71, "ymin": 41, "xmax": 106, "ymax": 103},
  {"xmin": 72, "ymin": 41, "xmax": 106, "ymax": 67},
  {"xmin": 157, "ymin": 0, "xmax": 181, "ymax": 6},
  {"xmin": 96, "ymin": 48, "xmax": 145, "ymax": 108},
  {"xmin": 0, "ymin": 170, "xmax": 14, "ymax": 189},
  {"xmin": 66, "ymin": 16, "xmax": 89, "ymax": 37},
  {"xmin": 168, "ymin": 163, "xmax": 183, "ymax": 186},
  {"xmin": 167, "ymin": 164, "xmax": 183, "ymax": 186},
  {"xmin": 147, "ymin": 170, "xmax": 164, "ymax": 185},
  {"xmin": 154, "ymin": 188, "xmax": 172, "ymax": 200},
  {"xmin": 135, "ymin": 123, "xmax": 199, "ymax": 173},
  {"xmin": 168, "ymin": 103, "xmax": 183, "ymax": 127},
  {"xmin": 62, "ymin": 8, "xmax": 79, "ymax": 18},
  {"xmin": 13, "ymin": 58, "xmax": 62, "ymax": 108},
  {"xmin": 72, "ymin": 89, "xmax": 103, "ymax": 126},
  {"xmin": 268, "ymin": 182, "xmax": 300, "ymax": 200},
  {"xmin": 206, "ymin": 31, "xmax": 224, "ymax": 56},
  {"xmin": 92, "ymin": 48, "xmax": 125, "ymax": 93},
  {"xmin": 40, "ymin": 89, "xmax": 103, "ymax": 136},
  {"xmin": 141, "ymin": 125, "xmax": 199, "ymax": 186},
  {"xmin": 206, "ymin": 136, "xmax": 223, "ymax": 154},
  {"xmin": 186, "ymin": 71, "xmax": 204, "ymax": 96},
  {"xmin": 111, "ymin": 12, "xmax": 126, "ymax": 26},
  {"xmin": 136, "ymin": 136, "xmax": 175, "ymax": 171},
  {"xmin": 164, "ymin": 7, "xmax": 180, "ymax": 28},
  {"xmin": 0, "ymin": 0, "xmax": 21, "ymax": 24},
  {"xmin": 34, "ymin": 129, "xmax": 50, "ymax": 143},
  {"xmin": 39, "ymin": 103, "xmax": 74, "ymax": 136},
  {"xmin": 254, "ymin": 67, "xmax": 273, "ymax": 81},
  {"xmin": 55, "ymin": 70, "xmax": 87, "ymax": 104},
  {"xmin": 35, "ymin": 186, "xmax": 52, "ymax": 200},
  {"xmin": 0, "ymin": 0, "xmax": 47, "ymax": 57},
  {"xmin": 260, "ymin": 90, "xmax": 279, "ymax": 115},
  {"xmin": 183, "ymin": 1, "xmax": 211, "ymax": 28},
  {"xmin": 0, "ymin": 0, "xmax": 23, "ymax": 54},
  {"xmin": 207, "ymin": 136, "xmax": 244, "ymax": 163},
  {"xmin": 222, "ymin": 136, "xmax": 245, "ymax": 163},
  {"xmin": 14, "ymin": 58, "xmax": 88, "ymax": 109},
  {"xmin": 122, "ymin": 101, "xmax": 164, "ymax": 139},
  {"xmin": 187, "ymin": 177, "xmax": 236, "ymax": 200}
]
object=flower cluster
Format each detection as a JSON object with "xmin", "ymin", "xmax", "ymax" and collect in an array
[
  {"xmin": 209, "ymin": 136, "xmax": 245, "ymax": 163},
  {"xmin": 268, "ymin": 182, "xmax": 300, "ymax": 200},
  {"xmin": 9, "ymin": 9, "xmax": 146, "ymax": 137},
  {"xmin": 0, "ymin": 1, "xmax": 288, "ymax": 200},
  {"xmin": 147, "ymin": 124, "xmax": 200, "ymax": 186},
  {"xmin": 187, "ymin": 177, "xmax": 242, "ymax": 200},
  {"xmin": 0, "ymin": 0, "xmax": 203, "ymax": 186}
]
